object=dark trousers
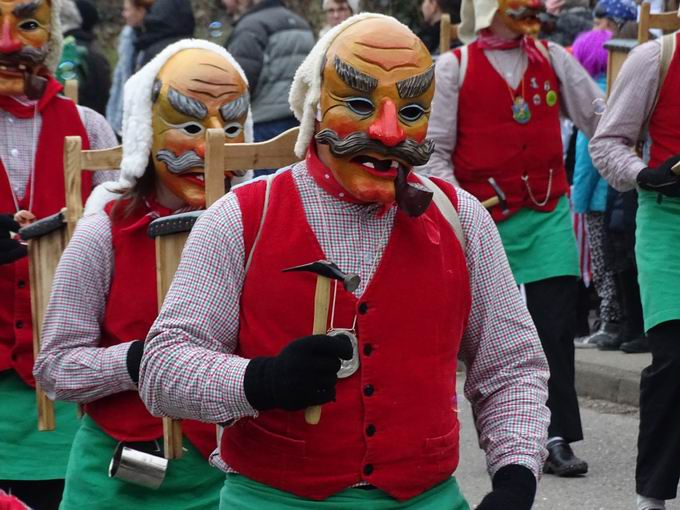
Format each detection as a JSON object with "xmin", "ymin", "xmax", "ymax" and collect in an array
[
  {"xmin": 0, "ymin": 479, "xmax": 64, "ymax": 510},
  {"xmin": 525, "ymin": 276, "xmax": 583, "ymax": 442},
  {"xmin": 636, "ymin": 320, "xmax": 680, "ymax": 500}
]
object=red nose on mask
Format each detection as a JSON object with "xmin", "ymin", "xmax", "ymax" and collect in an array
[
  {"xmin": 368, "ymin": 99, "xmax": 405, "ymax": 147},
  {"xmin": 0, "ymin": 20, "xmax": 22, "ymax": 54}
]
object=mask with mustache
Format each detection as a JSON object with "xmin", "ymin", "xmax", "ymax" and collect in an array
[{"xmin": 314, "ymin": 17, "xmax": 437, "ymax": 214}]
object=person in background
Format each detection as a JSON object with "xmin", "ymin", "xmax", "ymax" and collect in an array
[
  {"xmin": 540, "ymin": 0, "xmax": 593, "ymax": 48},
  {"xmin": 593, "ymin": 0, "xmax": 637, "ymax": 37},
  {"xmin": 134, "ymin": 0, "xmax": 194, "ymax": 69},
  {"xmin": 319, "ymin": 0, "xmax": 360, "ymax": 37},
  {"xmin": 223, "ymin": 0, "xmax": 314, "ymax": 174},
  {"xmin": 106, "ymin": 0, "xmax": 154, "ymax": 137},
  {"xmin": 417, "ymin": 0, "xmax": 462, "ymax": 55},
  {"xmin": 57, "ymin": 0, "xmax": 111, "ymax": 115},
  {"xmin": 570, "ymin": 29, "xmax": 623, "ymax": 349}
]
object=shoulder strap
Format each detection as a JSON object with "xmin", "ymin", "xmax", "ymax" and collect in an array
[
  {"xmin": 418, "ymin": 175, "xmax": 466, "ymax": 252},
  {"xmin": 244, "ymin": 173, "xmax": 276, "ymax": 273},
  {"xmin": 458, "ymin": 45, "xmax": 469, "ymax": 89},
  {"xmin": 641, "ymin": 34, "xmax": 676, "ymax": 141},
  {"xmin": 535, "ymin": 39, "xmax": 551, "ymax": 63}
]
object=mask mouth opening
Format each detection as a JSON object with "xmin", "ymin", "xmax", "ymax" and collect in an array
[{"xmin": 351, "ymin": 154, "xmax": 401, "ymax": 173}]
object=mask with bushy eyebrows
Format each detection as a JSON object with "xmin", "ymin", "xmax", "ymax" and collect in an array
[
  {"xmin": 315, "ymin": 17, "xmax": 435, "ymax": 212},
  {"xmin": 496, "ymin": 0, "xmax": 545, "ymax": 36},
  {"xmin": 150, "ymin": 48, "xmax": 249, "ymax": 208},
  {"xmin": 0, "ymin": 0, "xmax": 52, "ymax": 97}
]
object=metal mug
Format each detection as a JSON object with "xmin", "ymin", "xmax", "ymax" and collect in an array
[{"xmin": 109, "ymin": 441, "xmax": 169, "ymax": 490}]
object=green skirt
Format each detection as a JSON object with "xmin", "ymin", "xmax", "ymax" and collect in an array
[
  {"xmin": 219, "ymin": 474, "xmax": 469, "ymax": 510},
  {"xmin": 60, "ymin": 415, "xmax": 223, "ymax": 510},
  {"xmin": 496, "ymin": 197, "xmax": 580, "ymax": 285},
  {"xmin": 0, "ymin": 371, "xmax": 80, "ymax": 480},
  {"xmin": 636, "ymin": 190, "xmax": 680, "ymax": 331}
]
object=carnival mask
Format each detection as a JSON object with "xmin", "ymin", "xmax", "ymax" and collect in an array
[
  {"xmin": 151, "ymin": 48, "xmax": 249, "ymax": 208},
  {"xmin": 315, "ymin": 17, "xmax": 435, "ymax": 210},
  {"xmin": 0, "ymin": 0, "xmax": 52, "ymax": 97},
  {"xmin": 496, "ymin": 0, "xmax": 545, "ymax": 36}
]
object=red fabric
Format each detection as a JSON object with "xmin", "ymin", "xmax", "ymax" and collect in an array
[
  {"xmin": 222, "ymin": 170, "xmax": 471, "ymax": 501},
  {"xmin": 453, "ymin": 39, "xmax": 568, "ymax": 222},
  {"xmin": 648, "ymin": 32, "xmax": 680, "ymax": 168},
  {"xmin": 0, "ymin": 76, "xmax": 63, "ymax": 119},
  {"xmin": 84, "ymin": 200, "xmax": 217, "ymax": 459},
  {"xmin": 477, "ymin": 29, "xmax": 546, "ymax": 64},
  {"xmin": 0, "ymin": 94, "xmax": 92, "ymax": 387}
]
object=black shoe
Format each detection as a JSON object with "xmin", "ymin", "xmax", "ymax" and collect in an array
[
  {"xmin": 543, "ymin": 440, "xmax": 588, "ymax": 477},
  {"xmin": 620, "ymin": 336, "xmax": 650, "ymax": 353}
]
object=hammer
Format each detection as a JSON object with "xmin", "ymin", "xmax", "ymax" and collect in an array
[
  {"xmin": 481, "ymin": 177, "xmax": 509, "ymax": 215},
  {"xmin": 282, "ymin": 260, "xmax": 360, "ymax": 425}
]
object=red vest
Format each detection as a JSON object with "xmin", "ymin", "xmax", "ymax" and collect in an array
[
  {"xmin": 83, "ymin": 201, "xmax": 216, "ymax": 459},
  {"xmin": 648, "ymin": 33, "xmax": 680, "ymax": 168},
  {"xmin": 0, "ymin": 93, "xmax": 92, "ymax": 386},
  {"xmin": 220, "ymin": 170, "xmax": 471, "ymax": 501},
  {"xmin": 453, "ymin": 40, "xmax": 568, "ymax": 222}
]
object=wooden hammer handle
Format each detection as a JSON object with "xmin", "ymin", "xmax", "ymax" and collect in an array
[
  {"xmin": 481, "ymin": 196, "xmax": 500, "ymax": 209},
  {"xmin": 305, "ymin": 276, "xmax": 331, "ymax": 425}
]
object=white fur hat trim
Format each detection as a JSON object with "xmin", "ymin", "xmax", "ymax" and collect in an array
[
  {"xmin": 119, "ymin": 38, "xmax": 253, "ymax": 189},
  {"xmin": 458, "ymin": 0, "xmax": 498, "ymax": 43},
  {"xmin": 289, "ymin": 12, "xmax": 410, "ymax": 159}
]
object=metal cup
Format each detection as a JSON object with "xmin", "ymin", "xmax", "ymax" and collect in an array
[{"xmin": 108, "ymin": 442, "xmax": 169, "ymax": 490}]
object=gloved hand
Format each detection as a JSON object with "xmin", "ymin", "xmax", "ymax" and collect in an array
[
  {"xmin": 244, "ymin": 334, "xmax": 353, "ymax": 411},
  {"xmin": 636, "ymin": 154, "xmax": 680, "ymax": 197},
  {"xmin": 476, "ymin": 465, "xmax": 536, "ymax": 510},
  {"xmin": 0, "ymin": 214, "xmax": 27, "ymax": 265}
]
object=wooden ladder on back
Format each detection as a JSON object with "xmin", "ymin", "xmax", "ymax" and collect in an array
[
  {"xmin": 439, "ymin": 14, "xmax": 459, "ymax": 55},
  {"xmin": 145, "ymin": 126, "xmax": 300, "ymax": 459}
]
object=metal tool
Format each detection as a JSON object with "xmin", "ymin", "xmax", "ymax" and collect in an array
[
  {"xmin": 109, "ymin": 441, "xmax": 169, "ymax": 489},
  {"xmin": 282, "ymin": 260, "xmax": 360, "ymax": 425},
  {"xmin": 481, "ymin": 177, "xmax": 509, "ymax": 214}
]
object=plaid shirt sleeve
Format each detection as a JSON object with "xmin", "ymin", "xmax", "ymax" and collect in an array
[
  {"xmin": 33, "ymin": 213, "xmax": 138, "ymax": 403},
  {"xmin": 456, "ymin": 189, "xmax": 551, "ymax": 479},
  {"xmin": 140, "ymin": 191, "xmax": 256, "ymax": 423}
]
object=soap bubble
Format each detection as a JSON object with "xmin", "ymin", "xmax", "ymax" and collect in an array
[
  {"xmin": 58, "ymin": 61, "xmax": 77, "ymax": 81},
  {"xmin": 208, "ymin": 21, "xmax": 224, "ymax": 39},
  {"xmin": 592, "ymin": 98, "xmax": 607, "ymax": 116}
]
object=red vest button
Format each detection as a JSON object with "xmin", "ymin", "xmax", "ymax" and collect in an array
[
  {"xmin": 363, "ymin": 343, "xmax": 373, "ymax": 356},
  {"xmin": 15, "ymin": 320, "xmax": 23, "ymax": 329},
  {"xmin": 363, "ymin": 464, "xmax": 374, "ymax": 475},
  {"xmin": 366, "ymin": 424, "xmax": 376, "ymax": 436},
  {"xmin": 363, "ymin": 384, "xmax": 374, "ymax": 396},
  {"xmin": 17, "ymin": 280, "xmax": 25, "ymax": 289},
  {"xmin": 358, "ymin": 302, "xmax": 368, "ymax": 314}
]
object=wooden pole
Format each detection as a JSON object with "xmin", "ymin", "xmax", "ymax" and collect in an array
[
  {"xmin": 481, "ymin": 196, "xmax": 500, "ymax": 209},
  {"xmin": 204, "ymin": 128, "xmax": 225, "ymax": 207},
  {"xmin": 64, "ymin": 136, "xmax": 83, "ymax": 241},
  {"xmin": 439, "ymin": 14, "xmax": 451, "ymax": 55},
  {"xmin": 64, "ymin": 79, "xmax": 78, "ymax": 103}
]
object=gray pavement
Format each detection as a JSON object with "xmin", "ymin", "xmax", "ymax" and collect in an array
[{"xmin": 455, "ymin": 376, "xmax": 680, "ymax": 510}]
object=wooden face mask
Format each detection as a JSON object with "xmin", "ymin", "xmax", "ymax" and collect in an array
[
  {"xmin": 151, "ymin": 48, "xmax": 249, "ymax": 208},
  {"xmin": 315, "ymin": 17, "xmax": 435, "ymax": 206},
  {"xmin": 496, "ymin": 0, "xmax": 544, "ymax": 36},
  {"xmin": 0, "ymin": 0, "xmax": 51, "ymax": 97}
]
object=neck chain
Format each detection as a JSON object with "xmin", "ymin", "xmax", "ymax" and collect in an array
[
  {"xmin": 1, "ymin": 103, "xmax": 39, "ymax": 213},
  {"xmin": 488, "ymin": 50, "xmax": 531, "ymax": 125}
]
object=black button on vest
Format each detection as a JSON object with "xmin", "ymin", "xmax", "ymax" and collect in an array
[
  {"xmin": 15, "ymin": 320, "xmax": 23, "ymax": 329},
  {"xmin": 363, "ymin": 343, "xmax": 373, "ymax": 356},
  {"xmin": 363, "ymin": 384, "xmax": 374, "ymax": 397},
  {"xmin": 366, "ymin": 424, "xmax": 376, "ymax": 437},
  {"xmin": 17, "ymin": 280, "xmax": 25, "ymax": 289},
  {"xmin": 358, "ymin": 302, "xmax": 368, "ymax": 314},
  {"xmin": 363, "ymin": 464, "xmax": 374, "ymax": 475}
]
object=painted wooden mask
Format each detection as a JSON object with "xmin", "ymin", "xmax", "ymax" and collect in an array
[
  {"xmin": 150, "ymin": 48, "xmax": 249, "ymax": 208},
  {"xmin": 496, "ymin": 0, "xmax": 544, "ymax": 36},
  {"xmin": 0, "ymin": 0, "xmax": 52, "ymax": 97},
  {"xmin": 315, "ymin": 17, "xmax": 435, "ymax": 206}
]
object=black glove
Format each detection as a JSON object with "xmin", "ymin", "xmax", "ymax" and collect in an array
[
  {"xmin": 244, "ymin": 334, "xmax": 353, "ymax": 411},
  {"xmin": 0, "ymin": 214, "xmax": 27, "ymax": 265},
  {"xmin": 636, "ymin": 154, "xmax": 680, "ymax": 197},
  {"xmin": 126, "ymin": 340, "xmax": 145, "ymax": 384},
  {"xmin": 476, "ymin": 465, "xmax": 537, "ymax": 510}
]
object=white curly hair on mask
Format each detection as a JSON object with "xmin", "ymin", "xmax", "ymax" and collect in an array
[
  {"xmin": 83, "ymin": 39, "xmax": 254, "ymax": 215},
  {"xmin": 288, "ymin": 12, "xmax": 410, "ymax": 159}
]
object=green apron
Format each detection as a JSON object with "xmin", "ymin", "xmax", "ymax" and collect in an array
[
  {"xmin": 635, "ymin": 190, "xmax": 680, "ymax": 331},
  {"xmin": 219, "ymin": 474, "xmax": 469, "ymax": 510},
  {"xmin": 59, "ymin": 415, "xmax": 223, "ymax": 510},
  {"xmin": 0, "ymin": 371, "xmax": 80, "ymax": 480},
  {"xmin": 496, "ymin": 196, "xmax": 580, "ymax": 285}
]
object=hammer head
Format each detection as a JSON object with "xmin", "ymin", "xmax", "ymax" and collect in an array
[
  {"xmin": 283, "ymin": 260, "xmax": 361, "ymax": 293},
  {"xmin": 487, "ymin": 177, "xmax": 509, "ymax": 215}
]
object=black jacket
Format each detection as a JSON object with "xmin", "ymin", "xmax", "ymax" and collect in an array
[
  {"xmin": 134, "ymin": 0, "xmax": 195, "ymax": 70},
  {"xmin": 225, "ymin": 0, "xmax": 314, "ymax": 123}
]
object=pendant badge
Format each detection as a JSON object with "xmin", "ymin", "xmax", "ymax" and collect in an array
[
  {"xmin": 512, "ymin": 96, "xmax": 531, "ymax": 125},
  {"xmin": 327, "ymin": 329, "xmax": 360, "ymax": 378}
]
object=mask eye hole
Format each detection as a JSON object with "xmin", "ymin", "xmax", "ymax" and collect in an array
[
  {"xmin": 181, "ymin": 123, "xmax": 203, "ymax": 135},
  {"xmin": 399, "ymin": 104, "xmax": 426, "ymax": 122},
  {"xmin": 224, "ymin": 122, "xmax": 243, "ymax": 139},
  {"xmin": 18, "ymin": 20, "xmax": 39, "ymax": 31},
  {"xmin": 345, "ymin": 97, "xmax": 374, "ymax": 117}
]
